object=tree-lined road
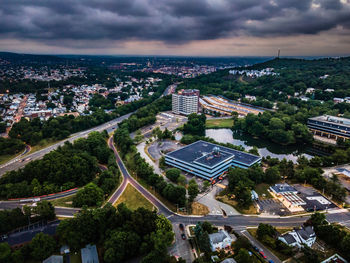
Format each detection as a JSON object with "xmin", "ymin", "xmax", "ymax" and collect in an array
[{"xmin": 0, "ymin": 113, "xmax": 132, "ymax": 176}]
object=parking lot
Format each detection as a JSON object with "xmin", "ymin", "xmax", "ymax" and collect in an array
[
  {"xmin": 168, "ymin": 223, "xmax": 195, "ymax": 263},
  {"xmin": 148, "ymin": 140, "xmax": 181, "ymax": 161},
  {"xmin": 131, "ymin": 112, "xmax": 187, "ymax": 139},
  {"xmin": 256, "ymin": 199, "xmax": 290, "ymax": 216},
  {"xmin": 323, "ymin": 165, "xmax": 350, "ymax": 204},
  {"xmin": 293, "ymin": 184, "xmax": 338, "ymax": 212}
]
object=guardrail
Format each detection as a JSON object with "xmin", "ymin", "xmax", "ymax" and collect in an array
[{"xmin": 7, "ymin": 188, "xmax": 78, "ymax": 202}]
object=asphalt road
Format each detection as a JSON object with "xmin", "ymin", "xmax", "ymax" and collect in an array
[
  {"xmin": 107, "ymin": 136, "xmax": 174, "ymax": 217},
  {"xmin": 0, "ymin": 113, "xmax": 132, "ymax": 176},
  {"xmin": 241, "ymin": 230, "xmax": 281, "ymax": 263},
  {"xmin": 2, "ymin": 135, "xmax": 350, "ymax": 256}
]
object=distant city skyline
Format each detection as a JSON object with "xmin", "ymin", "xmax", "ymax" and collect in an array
[{"xmin": 1, "ymin": 0, "xmax": 350, "ymax": 56}]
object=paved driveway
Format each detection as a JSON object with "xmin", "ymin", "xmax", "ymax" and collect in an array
[{"xmin": 196, "ymin": 185, "xmax": 240, "ymax": 216}]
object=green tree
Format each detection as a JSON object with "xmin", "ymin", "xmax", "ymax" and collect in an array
[
  {"xmin": 257, "ymin": 223, "xmax": 276, "ymax": 240},
  {"xmin": 33, "ymin": 201, "xmax": 56, "ymax": 221},
  {"xmin": 188, "ymin": 179, "xmax": 199, "ymax": 202},
  {"xmin": 235, "ymin": 248, "xmax": 253, "ymax": 263},
  {"xmin": 73, "ymin": 183, "xmax": 104, "ymax": 207},
  {"xmin": 165, "ymin": 168, "xmax": 181, "ymax": 182},
  {"xmin": 30, "ymin": 233, "xmax": 56, "ymax": 260},
  {"xmin": 265, "ymin": 167, "xmax": 281, "ymax": 184},
  {"xmin": 233, "ymin": 236, "xmax": 251, "ymax": 253},
  {"xmin": 308, "ymin": 212, "xmax": 327, "ymax": 229},
  {"xmin": 0, "ymin": 243, "xmax": 11, "ymax": 263},
  {"xmin": 11, "ymin": 249, "xmax": 24, "ymax": 263}
]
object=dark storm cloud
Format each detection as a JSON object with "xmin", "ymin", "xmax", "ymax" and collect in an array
[{"xmin": 0, "ymin": 0, "xmax": 349, "ymax": 46}]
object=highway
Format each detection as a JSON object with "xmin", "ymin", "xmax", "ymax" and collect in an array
[
  {"xmin": 1, "ymin": 82, "xmax": 350, "ymax": 260},
  {"xmin": 0, "ymin": 113, "xmax": 132, "ymax": 176},
  {"xmin": 2, "ymin": 128, "xmax": 350, "ymax": 262},
  {"xmin": 0, "ymin": 82, "xmax": 174, "ymax": 177}
]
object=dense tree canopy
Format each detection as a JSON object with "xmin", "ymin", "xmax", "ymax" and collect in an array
[
  {"xmin": 0, "ymin": 132, "xmax": 118, "ymax": 199},
  {"xmin": 56, "ymin": 204, "xmax": 174, "ymax": 262}
]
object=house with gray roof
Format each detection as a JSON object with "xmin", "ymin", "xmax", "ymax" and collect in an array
[
  {"xmin": 278, "ymin": 226, "xmax": 316, "ymax": 248},
  {"xmin": 209, "ymin": 230, "xmax": 233, "ymax": 252},
  {"xmin": 221, "ymin": 259, "xmax": 237, "ymax": 263},
  {"xmin": 43, "ymin": 255, "xmax": 63, "ymax": 263},
  {"xmin": 81, "ymin": 244, "xmax": 99, "ymax": 263}
]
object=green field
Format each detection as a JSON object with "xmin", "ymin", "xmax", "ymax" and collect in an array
[
  {"xmin": 254, "ymin": 183, "xmax": 273, "ymax": 199},
  {"xmin": 206, "ymin": 118, "xmax": 234, "ymax": 129},
  {"xmin": 0, "ymin": 152, "xmax": 22, "ymax": 165},
  {"xmin": 27, "ymin": 138, "xmax": 59, "ymax": 155},
  {"xmin": 113, "ymin": 184, "xmax": 154, "ymax": 211},
  {"xmin": 50, "ymin": 194, "xmax": 75, "ymax": 208}
]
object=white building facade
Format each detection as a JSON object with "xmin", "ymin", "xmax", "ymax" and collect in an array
[{"xmin": 172, "ymin": 89, "xmax": 199, "ymax": 115}]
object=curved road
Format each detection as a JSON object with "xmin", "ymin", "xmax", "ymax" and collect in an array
[
  {"xmin": 107, "ymin": 136, "xmax": 173, "ymax": 217},
  {"xmin": 105, "ymin": 135, "xmax": 350, "ymax": 227},
  {"xmin": 2, "ymin": 135, "xmax": 350, "ymax": 227}
]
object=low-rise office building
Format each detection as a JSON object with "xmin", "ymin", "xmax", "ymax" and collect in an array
[
  {"xmin": 165, "ymin": 140, "xmax": 261, "ymax": 180},
  {"xmin": 307, "ymin": 115, "xmax": 350, "ymax": 140}
]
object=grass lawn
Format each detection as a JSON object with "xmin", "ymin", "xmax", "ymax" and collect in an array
[
  {"xmin": 216, "ymin": 195, "xmax": 258, "ymax": 214},
  {"xmin": 123, "ymin": 151, "xmax": 178, "ymax": 212},
  {"xmin": 113, "ymin": 184, "xmax": 154, "ymax": 211},
  {"xmin": 27, "ymin": 138, "xmax": 59, "ymax": 155},
  {"xmin": 255, "ymin": 183, "xmax": 273, "ymax": 199},
  {"xmin": 70, "ymin": 252, "xmax": 82, "ymax": 263},
  {"xmin": 206, "ymin": 118, "xmax": 234, "ymax": 129},
  {"xmin": 0, "ymin": 152, "xmax": 22, "ymax": 165},
  {"xmin": 50, "ymin": 194, "xmax": 76, "ymax": 208}
]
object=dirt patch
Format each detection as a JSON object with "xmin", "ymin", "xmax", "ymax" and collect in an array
[{"xmin": 191, "ymin": 202, "xmax": 209, "ymax": 215}]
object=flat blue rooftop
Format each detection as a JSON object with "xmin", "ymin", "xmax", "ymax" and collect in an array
[{"xmin": 166, "ymin": 140, "xmax": 260, "ymax": 167}]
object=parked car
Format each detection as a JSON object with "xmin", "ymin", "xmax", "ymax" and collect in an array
[
  {"xmin": 179, "ymin": 224, "xmax": 184, "ymax": 231},
  {"xmin": 181, "ymin": 233, "xmax": 186, "ymax": 240},
  {"xmin": 253, "ymin": 246, "xmax": 259, "ymax": 252},
  {"xmin": 268, "ymin": 260, "xmax": 274, "ymax": 263},
  {"xmin": 259, "ymin": 251, "xmax": 267, "ymax": 259}
]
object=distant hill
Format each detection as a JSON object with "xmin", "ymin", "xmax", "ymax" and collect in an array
[
  {"xmin": 0, "ymin": 52, "xmax": 69, "ymax": 65},
  {"xmin": 0, "ymin": 51, "xmax": 272, "ymax": 67},
  {"xmin": 246, "ymin": 56, "xmax": 350, "ymax": 71}
]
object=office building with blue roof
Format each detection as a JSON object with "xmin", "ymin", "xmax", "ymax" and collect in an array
[{"xmin": 165, "ymin": 140, "xmax": 261, "ymax": 180}]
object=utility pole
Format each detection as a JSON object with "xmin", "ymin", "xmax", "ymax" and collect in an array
[{"xmin": 277, "ymin": 49, "xmax": 281, "ymax": 59}]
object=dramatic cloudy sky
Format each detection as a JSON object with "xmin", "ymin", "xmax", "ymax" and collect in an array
[{"xmin": 1, "ymin": 0, "xmax": 350, "ymax": 56}]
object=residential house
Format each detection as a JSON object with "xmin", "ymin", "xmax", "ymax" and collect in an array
[
  {"xmin": 43, "ymin": 255, "xmax": 63, "ymax": 263},
  {"xmin": 209, "ymin": 230, "xmax": 233, "ymax": 252},
  {"xmin": 221, "ymin": 259, "xmax": 237, "ymax": 263},
  {"xmin": 321, "ymin": 254, "xmax": 348, "ymax": 263},
  {"xmin": 278, "ymin": 226, "xmax": 316, "ymax": 248},
  {"xmin": 81, "ymin": 244, "xmax": 99, "ymax": 263}
]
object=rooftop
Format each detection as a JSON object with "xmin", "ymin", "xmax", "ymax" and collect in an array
[
  {"xmin": 43, "ymin": 255, "xmax": 63, "ymax": 263},
  {"xmin": 270, "ymin": 183, "xmax": 297, "ymax": 194},
  {"xmin": 81, "ymin": 244, "xmax": 99, "ymax": 263},
  {"xmin": 166, "ymin": 140, "xmax": 260, "ymax": 168},
  {"xmin": 209, "ymin": 230, "xmax": 231, "ymax": 244},
  {"xmin": 280, "ymin": 233, "xmax": 297, "ymax": 245},
  {"xmin": 309, "ymin": 115, "xmax": 350, "ymax": 127}
]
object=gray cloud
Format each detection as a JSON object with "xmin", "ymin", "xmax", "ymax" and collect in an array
[{"xmin": 0, "ymin": 0, "xmax": 349, "ymax": 47}]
